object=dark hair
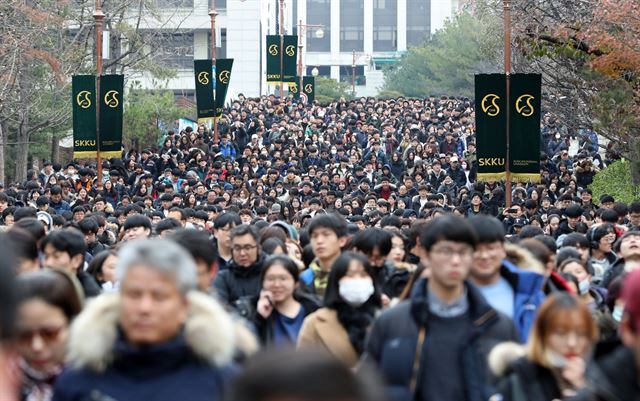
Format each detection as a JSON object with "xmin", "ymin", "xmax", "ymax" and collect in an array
[
  {"xmin": 4, "ymin": 230, "xmax": 38, "ymax": 263},
  {"xmin": 41, "ymin": 228, "xmax": 86, "ymax": 258},
  {"xmin": 555, "ymin": 247, "xmax": 582, "ymax": 267},
  {"xmin": 169, "ymin": 229, "xmax": 218, "ymax": 271},
  {"xmin": 307, "ymin": 213, "xmax": 348, "ymax": 238},
  {"xmin": 123, "ymin": 214, "xmax": 152, "ymax": 231},
  {"xmin": 12, "ymin": 218, "xmax": 46, "ymax": 241},
  {"xmin": 226, "ymin": 348, "xmax": 382, "ymax": 401},
  {"xmin": 14, "ymin": 207, "xmax": 37, "ymax": 222},
  {"xmin": 533, "ymin": 234, "xmax": 558, "ymax": 254},
  {"xmin": 16, "ymin": 270, "xmax": 83, "ymax": 321},
  {"xmin": 155, "ymin": 218, "xmax": 183, "ymax": 235},
  {"xmin": 420, "ymin": 215, "xmax": 478, "ymax": 251},
  {"xmin": 562, "ymin": 233, "xmax": 589, "ymax": 249},
  {"xmin": 86, "ymin": 250, "xmax": 118, "ymax": 285},
  {"xmin": 78, "ymin": 217, "xmax": 99, "ymax": 235},
  {"xmin": 379, "ymin": 215, "xmax": 402, "ymax": 229},
  {"xmin": 468, "ymin": 215, "xmax": 504, "ymax": 243},
  {"xmin": 324, "ymin": 252, "xmax": 381, "ymax": 309},
  {"xmin": 261, "ymin": 237, "xmax": 286, "ymax": 255},
  {"xmin": 260, "ymin": 255, "xmax": 299, "ymax": 284},
  {"xmin": 231, "ymin": 224, "xmax": 260, "ymax": 243},
  {"xmin": 214, "ymin": 212, "xmax": 242, "ymax": 229},
  {"xmin": 350, "ymin": 228, "xmax": 392, "ymax": 257}
]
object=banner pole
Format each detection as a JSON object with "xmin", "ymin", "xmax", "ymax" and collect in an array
[
  {"xmin": 93, "ymin": 0, "xmax": 104, "ymax": 187},
  {"xmin": 210, "ymin": 3, "xmax": 219, "ymax": 144},
  {"xmin": 298, "ymin": 19, "xmax": 303, "ymax": 101},
  {"xmin": 279, "ymin": 0, "xmax": 284, "ymax": 102},
  {"xmin": 504, "ymin": 0, "xmax": 512, "ymax": 208}
]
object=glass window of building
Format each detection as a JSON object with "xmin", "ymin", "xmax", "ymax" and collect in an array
[
  {"xmin": 153, "ymin": 32, "xmax": 194, "ymax": 69},
  {"xmin": 340, "ymin": 0, "xmax": 364, "ymax": 52},
  {"xmin": 208, "ymin": 28, "xmax": 227, "ymax": 59},
  {"xmin": 373, "ymin": 0, "xmax": 397, "ymax": 52},
  {"xmin": 407, "ymin": 0, "xmax": 430, "ymax": 46},
  {"xmin": 156, "ymin": 0, "xmax": 193, "ymax": 8},
  {"xmin": 307, "ymin": 0, "xmax": 330, "ymax": 51}
]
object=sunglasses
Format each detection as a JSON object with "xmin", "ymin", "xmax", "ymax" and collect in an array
[{"xmin": 16, "ymin": 325, "xmax": 66, "ymax": 345}]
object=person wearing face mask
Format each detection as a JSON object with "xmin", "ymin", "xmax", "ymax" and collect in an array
[
  {"xmin": 491, "ymin": 293, "xmax": 598, "ymax": 401},
  {"xmin": 297, "ymin": 252, "xmax": 382, "ymax": 368}
]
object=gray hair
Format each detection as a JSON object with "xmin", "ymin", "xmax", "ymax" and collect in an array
[{"xmin": 116, "ymin": 238, "xmax": 197, "ymax": 295}]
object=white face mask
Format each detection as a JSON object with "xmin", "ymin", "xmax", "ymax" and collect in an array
[
  {"xmin": 613, "ymin": 305, "xmax": 624, "ymax": 322},
  {"xmin": 339, "ymin": 278, "xmax": 374, "ymax": 307},
  {"xmin": 331, "ymin": 149, "xmax": 337, "ymax": 155},
  {"xmin": 545, "ymin": 350, "xmax": 567, "ymax": 368},
  {"xmin": 578, "ymin": 278, "xmax": 590, "ymax": 295}
]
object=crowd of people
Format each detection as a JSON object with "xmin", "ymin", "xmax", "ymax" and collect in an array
[{"xmin": 0, "ymin": 93, "xmax": 638, "ymax": 401}]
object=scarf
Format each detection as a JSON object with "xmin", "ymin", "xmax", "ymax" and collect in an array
[{"xmin": 19, "ymin": 358, "xmax": 62, "ymax": 401}]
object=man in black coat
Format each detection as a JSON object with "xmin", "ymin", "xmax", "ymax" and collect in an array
[{"xmin": 361, "ymin": 215, "xmax": 518, "ymax": 401}]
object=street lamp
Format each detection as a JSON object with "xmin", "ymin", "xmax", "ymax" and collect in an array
[
  {"xmin": 296, "ymin": 21, "xmax": 324, "ymax": 99},
  {"xmin": 311, "ymin": 67, "xmax": 319, "ymax": 77}
]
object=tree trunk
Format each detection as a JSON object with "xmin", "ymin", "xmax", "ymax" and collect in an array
[
  {"xmin": 0, "ymin": 122, "xmax": 5, "ymax": 186},
  {"xmin": 51, "ymin": 134, "xmax": 60, "ymax": 164},
  {"xmin": 14, "ymin": 125, "xmax": 29, "ymax": 183}
]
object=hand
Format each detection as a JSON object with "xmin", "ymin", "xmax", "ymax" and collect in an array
[
  {"xmin": 257, "ymin": 290, "xmax": 274, "ymax": 319},
  {"xmin": 561, "ymin": 356, "xmax": 586, "ymax": 392}
]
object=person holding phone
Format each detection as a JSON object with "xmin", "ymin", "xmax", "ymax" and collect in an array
[{"xmin": 492, "ymin": 293, "xmax": 598, "ymax": 400}]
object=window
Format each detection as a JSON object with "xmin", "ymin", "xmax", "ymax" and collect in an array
[
  {"xmin": 152, "ymin": 33, "xmax": 194, "ymax": 69},
  {"xmin": 373, "ymin": 0, "xmax": 397, "ymax": 51},
  {"xmin": 339, "ymin": 65, "xmax": 365, "ymax": 86},
  {"xmin": 209, "ymin": 0, "xmax": 226, "ymax": 9},
  {"xmin": 156, "ymin": 0, "xmax": 193, "ymax": 8},
  {"xmin": 340, "ymin": 0, "xmax": 363, "ymax": 52},
  {"xmin": 208, "ymin": 28, "xmax": 227, "ymax": 59},
  {"xmin": 307, "ymin": 0, "xmax": 330, "ymax": 51},
  {"xmin": 407, "ymin": 0, "xmax": 430, "ymax": 46},
  {"xmin": 306, "ymin": 65, "xmax": 331, "ymax": 78}
]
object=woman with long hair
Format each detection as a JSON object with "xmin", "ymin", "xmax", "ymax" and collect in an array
[
  {"xmin": 492, "ymin": 293, "xmax": 598, "ymax": 400},
  {"xmin": 298, "ymin": 252, "xmax": 382, "ymax": 368}
]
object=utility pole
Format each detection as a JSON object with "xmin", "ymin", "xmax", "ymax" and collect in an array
[
  {"xmin": 279, "ymin": 0, "xmax": 285, "ymax": 102},
  {"xmin": 210, "ymin": 1, "xmax": 219, "ymax": 143},
  {"xmin": 298, "ymin": 19, "xmax": 303, "ymax": 98},
  {"xmin": 352, "ymin": 50, "xmax": 356, "ymax": 97},
  {"xmin": 94, "ymin": 0, "xmax": 104, "ymax": 187},
  {"xmin": 504, "ymin": 0, "xmax": 512, "ymax": 208}
]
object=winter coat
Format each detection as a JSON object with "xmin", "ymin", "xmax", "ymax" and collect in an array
[
  {"xmin": 298, "ymin": 308, "xmax": 359, "ymax": 368},
  {"xmin": 52, "ymin": 292, "xmax": 245, "ymax": 401},
  {"xmin": 495, "ymin": 355, "xmax": 563, "ymax": 401},
  {"xmin": 501, "ymin": 260, "xmax": 546, "ymax": 342},
  {"xmin": 213, "ymin": 255, "xmax": 265, "ymax": 306},
  {"xmin": 572, "ymin": 342, "xmax": 640, "ymax": 401},
  {"xmin": 361, "ymin": 278, "xmax": 519, "ymax": 401}
]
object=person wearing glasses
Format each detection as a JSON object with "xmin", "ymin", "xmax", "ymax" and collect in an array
[
  {"xmin": 15, "ymin": 269, "xmax": 83, "ymax": 401},
  {"xmin": 213, "ymin": 225, "xmax": 265, "ymax": 306},
  {"xmin": 362, "ymin": 215, "xmax": 518, "ymax": 401}
]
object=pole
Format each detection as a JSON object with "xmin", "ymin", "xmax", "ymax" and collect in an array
[
  {"xmin": 352, "ymin": 50, "xmax": 356, "ymax": 97},
  {"xmin": 94, "ymin": 0, "xmax": 105, "ymax": 187},
  {"xmin": 504, "ymin": 0, "xmax": 512, "ymax": 208},
  {"xmin": 210, "ymin": 3, "xmax": 219, "ymax": 143},
  {"xmin": 298, "ymin": 20, "xmax": 303, "ymax": 101},
  {"xmin": 279, "ymin": 0, "xmax": 284, "ymax": 102}
]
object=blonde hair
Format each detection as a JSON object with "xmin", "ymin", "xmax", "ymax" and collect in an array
[{"xmin": 526, "ymin": 293, "xmax": 598, "ymax": 368}]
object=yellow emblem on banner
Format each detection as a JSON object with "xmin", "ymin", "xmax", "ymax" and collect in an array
[
  {"xmin": 290, "ymin": 83, "xmax": 298, "ymax": 93},
  {"xmin": 285, "ymin": 45, "xmax": 295, "ymax": 57},
  {"xmin": 198, "ymin": 71, "xmax": 210, "ymax": 85},
  {"xmin": 304, "ymin": 84, "xmax": 313, "ymax": 93},
  {"xmin": 481, "ymin": 94, "xmax": 500, "ymax": 117},
  {"xmin": 268, "ymin": 44, "xmax": 279, "ymax": 56},
  {"xmin": 219, "ymin": 70, "xmax": 230, "ymax": 84},
  {"xmin": 104, "ymin": 90, "xmax": 120, "ymax": 108},
  {"xmin": 76, "ymin": 90, "xmax": 92, "ymax": 109},
  {"xmin": 515, "ymin": 94, "xmax": 535, "ymax": 117}
]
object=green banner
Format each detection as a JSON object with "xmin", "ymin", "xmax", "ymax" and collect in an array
[
  {"xmin": 215, "ymin": 58, "xmax": 234, "ymax": 117},
  {"xmin": 510, "ymin": 73, "xmax": 542, "ymax": 182},
  {"xmin": 194, "ymin": 59, "xmax": 215, "ymax": 119},
  {"xmin": 98, "ymin": 74, "xmax": 124, "ymax": 158},
  {"xmin": 302, "ymin": 76, "xmax": 315, "ymax": 104},
  {"xmin": 72, "ymin": 75, "xmax": 97, "ymax": 158},
  {"xmin": 283, "ymin": 35, "xmax": 298, "ymax": 83},
  {"xmin": 475, "ymin": 74, "xmax": 507, "ymax": 181},
  {"xmin": 266, "ymin": 35, "xmax": 280, "ymax": 83},
  {"xmin": 289, "ymin": 76, "xmax": 301, "ymax": 99}
]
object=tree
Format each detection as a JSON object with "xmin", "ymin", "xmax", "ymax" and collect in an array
[
  {"xmin": 315, "ymin": 77, "xmax": 353, "ymax": 104},
  {"xmin": 590, "ymin": 160, "xmax": 640, "ymax": 205},
  {"xmin": 511, "ymin": 0, "xmax": 640, "ymax": 180},
  {"xmin": 124, "ymin": 82, "xmax": 191, "ymax": 149},
  {"xmin": 382, "ymin": 11, "xmax": 501, "ymax": 98}
]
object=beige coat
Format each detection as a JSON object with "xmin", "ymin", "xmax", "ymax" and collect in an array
[{"xmin": 297, "ymin": 307, "xmax": 359, "ymax": 368}]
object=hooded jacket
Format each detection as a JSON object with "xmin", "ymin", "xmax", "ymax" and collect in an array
[
  {"xmin": 362, "ymin": 278, "xmax": 518, "ymax": 401},
  {"xmin": 52, "ymin": 292, "xmax": 249, "ymax": 401}
]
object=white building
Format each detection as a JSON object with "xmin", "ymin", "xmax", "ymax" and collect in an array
[{"xmin": 133, "ymin": 0, "xmax": 460, "ymax": 100}]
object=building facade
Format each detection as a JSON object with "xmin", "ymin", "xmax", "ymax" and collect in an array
[{"xmin": 133, "ymin": 0, "xmax": 459, "ymax": 100}]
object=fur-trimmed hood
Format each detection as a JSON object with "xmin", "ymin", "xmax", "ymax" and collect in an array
[
  {"xmin": 67, "ymin": 291, "xmax": 256, "ymax": 372},
  {"xmin": 488, "ymin": 341, "xmax": 525, "ymax": 377},
  {"xmin": 505, "ymin": 243, "xmax": 545, "ymax": 275}
]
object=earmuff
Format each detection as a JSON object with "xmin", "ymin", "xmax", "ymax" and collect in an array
[{"xmin": 586, "ymin": 228, "xmax": 599, "ymax": 250}]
